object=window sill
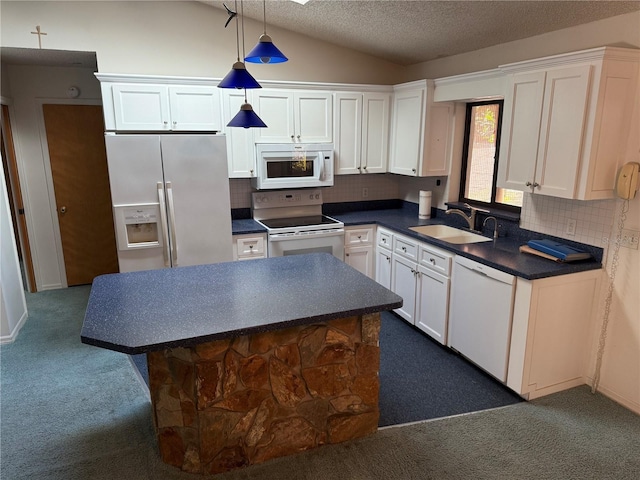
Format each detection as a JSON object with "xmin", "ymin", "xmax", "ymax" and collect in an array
[{"xmin": 444, "ymin": 202, "xmax": 521, "ymax": 223}]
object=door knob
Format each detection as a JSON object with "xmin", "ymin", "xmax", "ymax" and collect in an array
[{"xmin": 59, "ymin": 206, "xmax": 67, "ymax": 214}]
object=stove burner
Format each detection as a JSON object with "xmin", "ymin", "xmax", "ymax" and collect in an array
[{"xmin": 259, "ymin": 215, "xmax": 341, "ymax": 230}]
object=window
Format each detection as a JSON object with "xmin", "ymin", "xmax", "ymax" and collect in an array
[{"xmin": 459, "ymin": 101, "xmax": 522, "ymax": 211}]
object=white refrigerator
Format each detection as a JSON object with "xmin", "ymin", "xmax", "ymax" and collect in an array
[{"xmin": 105, "ymin": 134, "xmax": 233, "ymax": 272}]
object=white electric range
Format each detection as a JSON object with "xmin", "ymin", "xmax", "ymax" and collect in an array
[{"xmin": 252, "ymin": 189, "xmax": 344, "ymax": 259}]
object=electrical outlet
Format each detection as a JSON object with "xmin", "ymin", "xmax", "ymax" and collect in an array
[
  {"xmin": 362, "ymin": 188, "xmax": 369, "ymax": 198},
  {"xmin": 621, "ymin": 229, "xmax": 640, "ymax": 249},
  {"xmin": 565, "ymin": 219, "xmax": 577, "ymax": 236}
]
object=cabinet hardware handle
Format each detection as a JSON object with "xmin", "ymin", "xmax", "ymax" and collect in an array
[
  {"xmin": 532, "ymin": 182, "xmax": 540, "ymax": 188},
  {"xmin": 402, "ymin": 247, "xmax": 407, "ymax": 252},
  {"xmin": 363, "ymin": 166, "xmax": 367, "ymax": 170},
  {"xmin": 291, "ymin": 135, "xmax": 295, "ymax": 140},
  {"xmin": 357, "ymin": 235, "xmax": 362, "ymax": 239},
  {"xmin": 357, "ymin": 166, "xmax": 361, "ymax": 171},
  {"xmin": 59, "ymin": 205, "xmax": 67, "ymax": 214},
  {"xmin": 173, "ymin": 121, "xmax": 177, "ymax": 125},
  {"xmin": 297, "ymin": 135, "xmax": 301, "ymax": 140},
  {"xmin": 249, "ymin": 245, "xmax": 253, "ymax": 249},
  {"xmin": 345, "ymin": 253, "xmax": 350, "ymax": 257},
  {"xmin": 412, "ymin": 168, "xmax": 416, "ymax": 173},
  {"xmin": 430, "ymin": 258, "xmax": 436, "ymax": 264},
  {"xmin": 163, "ymin": 121, "xmax": 168, "ymax": 125},
  {"xmin": 250, "ymin": 169, "xmax": 254, "ymax": 175},
  {"xmin": 525, "ymin": 181, "xmax": 532, "ymax": 186}
]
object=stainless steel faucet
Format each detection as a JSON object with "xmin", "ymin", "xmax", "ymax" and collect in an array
[
  {"xmin": 483, "ymin": 216, "xmax": 499, "ymax": 239},
  {"xmin": 445, "ymin": 203, "xmax": 489, "ymax": 232}
]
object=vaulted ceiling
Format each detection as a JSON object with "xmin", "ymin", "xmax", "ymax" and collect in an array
[{"xmin": 203, "ymin": 0, "xmax": 640, "ymax": 65}]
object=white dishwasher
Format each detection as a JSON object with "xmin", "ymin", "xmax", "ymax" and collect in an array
[{"xmin": 448, "ymin": 256, "xmax": 516, "ymax": 382}]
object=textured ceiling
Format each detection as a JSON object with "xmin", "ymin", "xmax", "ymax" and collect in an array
[
  {"xmin": 1, "ymin": 1, "xmax": 639, "ymax": 68},
  {"xmin": 204, "ymin": 0, "xmax": 640, "ymax": 65}
]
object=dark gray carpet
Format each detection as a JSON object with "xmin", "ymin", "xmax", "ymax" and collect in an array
[
  {"xmin": 2, "ymin": 286, "xmax": 639, "ymax": 479},
  {"xmin": 132, "ymin": 310, "xmax": 523, "ymax": 426}
]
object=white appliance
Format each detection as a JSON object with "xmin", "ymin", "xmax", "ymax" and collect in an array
[
  {"xmin": 252, "ymin": 143, "xmax": 334, "ymax": 190},
  {"xmin": 105, "ymin": 134, "xmax": 233, "ymax": 272},
  {"xmin": 448, "ymin": 256, "xmax": 516, "ymax": 382},
  {"xmin": 252, "ymin": 189, "xmax": 344, "ymax": 259}
]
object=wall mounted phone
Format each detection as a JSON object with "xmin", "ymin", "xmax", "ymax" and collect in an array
[{"xmin": 616, "ymin": 162, "xmax": 639, "ymax": 200}]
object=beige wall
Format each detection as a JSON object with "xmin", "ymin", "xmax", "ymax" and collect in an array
[
  {"xmin": 0, "ymin": 1, "xmax": 403, "ymax": 84},
  {"xmin": 403, "ymin": 10, "xmax": 640, "ymax": 80}
]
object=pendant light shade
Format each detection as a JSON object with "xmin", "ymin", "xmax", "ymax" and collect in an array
[
  {"xmin": 245, "ymin": 0, "xmax": 288, "ymax": 64},
  {"xmin": 245, "ymin": 34, "xmax": 288, "ymax": 64},
  {"xmin": 218, "ymin": 61, "xmax": 261, "ymax": 89},
  {"xmin": 227, "ymin": 102, "xmax": 267, "ymax": 128}
]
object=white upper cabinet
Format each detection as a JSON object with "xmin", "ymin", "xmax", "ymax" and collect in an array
[
  {"xmin": 253, "ymin": 89, "xmax": 333, "ymax": 143},
  {"xmin": 388, "ymin": 80, "xmax": 454, "ymax": 177},
  {"xmin": 111, "ymin": 83, "xmax": 222, "ymax": 132},
  {"xmin": 334, "ymin": 92, "xmax": 390, "ymax": 175},
  {"xmin": 168, "ymin": 86, "xmax": 223, "ymax": 131},
  {"xmin": 497, "ymin": 47, "xmax": 640, "ymax": 200},
  {"xmin": 221, "ymin": 89, "xmax": 256, "ymax": 178}
]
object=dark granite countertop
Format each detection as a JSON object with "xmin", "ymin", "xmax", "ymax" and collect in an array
[
  {"xmin": 232, "ymin": 218, "xmax": 266, "ymax": 235},
  {"xmin": 81, "ymin": 253, "xmax": 402, "ymax": 354},
  {"xmin": 329, "ymin": 207, "xmax": 602, "ymax": 280}
]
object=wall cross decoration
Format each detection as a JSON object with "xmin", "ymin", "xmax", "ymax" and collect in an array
[{"xmin": 30, "ymin": 25, "xmax": 47, "ymax": 48}]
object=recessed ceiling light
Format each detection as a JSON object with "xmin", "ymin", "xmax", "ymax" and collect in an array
[{"xmin": 290, "ymin": 0, "xmax": 310, "ymax": 5}]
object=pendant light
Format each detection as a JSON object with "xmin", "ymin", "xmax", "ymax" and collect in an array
[
  {"xmin": 218, "ymin": 1, "xmax": 261, "ymax": 89},
  {"xmin": 245, "ymin": 0, "xmax": 288, "ymax": 64},
  {"xmin": 227, "ymin": 90, "xmax": 267, "ymax": 128},
  {"xmin": 219, "ymin": 1, "xmax": 267, "ymax": 128}
]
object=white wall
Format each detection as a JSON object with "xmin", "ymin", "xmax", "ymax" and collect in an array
[
  {"xmin": 2, "ymin": 65, "xmax": 103, "ymax": 290},
  {"xmin": 0, "ymin": 153, "xmax": 28, "ymax": 343}
]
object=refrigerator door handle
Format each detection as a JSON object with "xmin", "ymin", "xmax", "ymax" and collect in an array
[
  {"xmin": 165, "ymin": 181, "xmax": 179, "ymax": 266},
  {"xmin": 157, "ymin": 182, "xmax": 171, "ymax": 267}
]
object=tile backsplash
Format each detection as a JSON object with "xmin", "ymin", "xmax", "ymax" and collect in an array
[
  {"xmin": 520, "ymin": 193, "xmax": 616, "ymax": 248},
  {"xmin": 230, "ymin": 176, "xmax": 618, "ymax": 249}
]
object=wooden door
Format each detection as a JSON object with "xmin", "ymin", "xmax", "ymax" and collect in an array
[{"xmin": 43, "ymin": 104, "xmax": 118, "ymax": 286}]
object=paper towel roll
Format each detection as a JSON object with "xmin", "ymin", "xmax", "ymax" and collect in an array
[{"xmin": 419, "ymin": 190, "xmax": 432, "ymax": 219}]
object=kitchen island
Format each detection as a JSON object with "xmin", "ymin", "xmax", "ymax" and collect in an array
[{"xmin": 81, "ymin": 253, "xmax": 402, "ymax": 475}]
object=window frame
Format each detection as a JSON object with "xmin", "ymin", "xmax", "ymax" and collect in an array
[{"xmin": 458, "ymin": 99, "xmax": 520, "ymax": 214}]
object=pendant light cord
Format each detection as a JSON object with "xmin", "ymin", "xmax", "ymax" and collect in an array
[
  {"xmin": 262, "ymin": 0, "xmax": 267, "ymax": 34},
  {"xmin": 241, "ymin": 0, "xmax": 246, "ymax": 58},
  {"xmin": 233, "ymin": 0, "xmax": 240, "ymax": 61},
  {"xmin": 591, "ymin": 198, "xmax": 628, "ymax": 394}
]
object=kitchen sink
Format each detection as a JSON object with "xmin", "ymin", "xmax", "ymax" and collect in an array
[{"xmin": 409, "ymin": 225, "xmax": 492, "ymax": 244}]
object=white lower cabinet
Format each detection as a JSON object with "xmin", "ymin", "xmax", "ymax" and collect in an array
[
  {"xmin": 381, "ymin": 229, "xmax": 452, "ymax": 345},
  {"xmin": 391, "ymin": 253, "xmax": 419, "ymax": 324},
  {"xmin": 507, "ymin": 269, "xmax": 602, "ymax": 399},
  {"xmin": 415, "ymin": 265, "xmax": 449, "ymax": 345},
  {"xmin": 344, "ymin": 225, "xmax": 375, "ymax": 278},
  {"xmin": 232, "ymin": 233, "xmax": 266, "ymax": 261}
]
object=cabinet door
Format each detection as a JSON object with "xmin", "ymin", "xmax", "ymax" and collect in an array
[
  {"xmin": 334, "ymin": 93, "xmax": 363, "ymax": 175},
  {"xmin": 168, "ymin": 86, "xmax": 222, "ymax": 131},
  {"xmin": 345, "ymin": 245, "xmax": 373, "ymax": 278},
  {"xmin": 112, "ymin": 84, "xmax": 170, "ymax": 130},
  {"xmin": 375, "ymin": 248, "xmax": 392, "ymax": 290},
  {"xmin": 296, "ymin": 92, "xmax": 333, "ymax": 143},
  {"xmin": 222, "ymin": 90, "xmax": 256, "ymax": 178},
  {"xmin": 415, "ymin": 266, "xmax": 449, "ymax": 345},
  {"xmin": 497, "ymin": 71, "xmax": 545, "ymax": 192},
  {"xmin": 421, "ymin": 102, "xmax": 453, "ymax": 176},
  {"xmin": 388, "ymin": 88, "xmax": 425, "ymax": 176},
  {"xmin": 253, "ymin": 89, "xmax": 295, "ymax": 143},
  {"xmin": 362, "ymin": 93, "xmax": 390, "ymax": 174},
  {"xmin": 391, "ymin": 254, "xmax": 417, "ymax": 324},
  {"xmin": 534, "ymin": 65, "xmax": 591, "ymax": 198}
]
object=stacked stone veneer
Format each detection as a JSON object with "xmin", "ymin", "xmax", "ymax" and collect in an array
[{"xmin": 147, "ymin": 313, "xmax": 381, "ymax": 475}]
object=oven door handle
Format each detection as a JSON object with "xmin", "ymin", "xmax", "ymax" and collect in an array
[{"xmin": 268, "ymin": 228, "xmax": 344, "ymax": 241}]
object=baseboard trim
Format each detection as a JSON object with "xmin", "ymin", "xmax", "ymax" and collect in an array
[{"xmin": 0, "ymin": 310, "xmax": 28, "ymax": 344}]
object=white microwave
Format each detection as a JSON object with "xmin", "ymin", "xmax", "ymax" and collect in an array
[{"xmin": 252, "ymin": 144, "xmax": 334, "ymax": 190}]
